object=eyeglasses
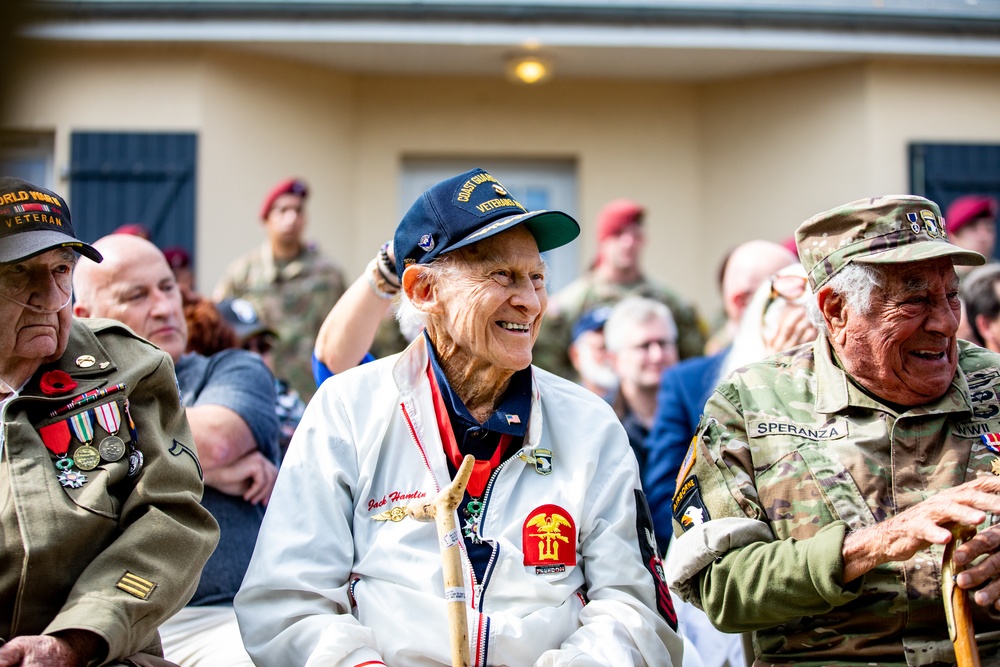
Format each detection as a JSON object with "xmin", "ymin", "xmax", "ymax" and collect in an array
[
  {"xmin": 761, "ymin": 273, "xmax": 809, "ymax": 329},
  {"xmin": 769, "ymin": 274, "xmax": 809, "ymax": 301},
  {"xmin": 630, "ymin": 338, "xmax": 677, "ymax": 354}
]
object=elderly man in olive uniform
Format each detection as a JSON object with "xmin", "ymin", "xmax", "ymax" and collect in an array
[
  {"xmin": 0, "ymin": 177, "xmax": 218, "ymax": 666},
  {"xmin": 667, "ymin": 195, "xmax": 1000, "ymax": 665}
]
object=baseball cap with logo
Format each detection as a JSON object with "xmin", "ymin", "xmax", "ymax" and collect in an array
[
  {"xmin": 217, "ymin": 298, "xmax": 276, "ymax": 342},
  {"xmin": 0, "ymin": 177, "xmax": 102, "ymax": 264},
  {"xmin": 795, "ymin": 195, "xmax": 985, "ymax": 290},
  {"xmin": 393, "ymin": 168, "xmax": 580, "ymax": 282}
]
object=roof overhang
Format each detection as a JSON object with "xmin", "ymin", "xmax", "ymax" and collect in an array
[{"xmin": 17, "ymin": 1, "xmax": 1000, "ymax": 82}]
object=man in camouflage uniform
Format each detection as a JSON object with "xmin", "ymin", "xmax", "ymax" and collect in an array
[
  {"xmin": 214, "ymin": 178, "xmax": 345, "ymax": 401},
  {"xmin": 537, "ymin": 198, "xmax": 705, "ymax": 380},
  {"xmin": 667, "ymin": 195, "xmax": 1000, "ymax": 666}
]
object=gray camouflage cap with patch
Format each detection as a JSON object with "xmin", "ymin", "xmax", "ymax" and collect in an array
[{"xmin": 795, "ymin": 195, "xmax": 986, "ymax": 290}]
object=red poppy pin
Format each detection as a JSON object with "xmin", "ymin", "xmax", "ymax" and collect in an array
[{"xmin": 40, "ymin": 370, "xmax": 78, "ymax": 396}]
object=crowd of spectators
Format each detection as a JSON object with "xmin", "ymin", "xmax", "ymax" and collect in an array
[{"xmin": 3, "ymin": 167, "xmax": 999, "ymax": 666}]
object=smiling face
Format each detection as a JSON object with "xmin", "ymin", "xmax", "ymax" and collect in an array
[
  {"xmin": 828, "ymin": 257, "xmax": 961, "ymax": 407},
  {"xmin": 73, "ymin": 235, "xmax": 188, "ymax": 361},
  {"xmin": 425, "ymin": 226, "xmax": 547, "ymax": 378},
  {"xmin": 0, "ymin": 248, "xmax": 77, "ymax": 383}
]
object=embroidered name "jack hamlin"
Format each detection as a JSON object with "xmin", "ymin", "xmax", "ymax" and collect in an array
[{"xmin": 749, "ymin": 419, "xmax": 848, "ymax": 441}]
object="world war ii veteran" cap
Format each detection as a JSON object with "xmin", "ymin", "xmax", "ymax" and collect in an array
[
  {"xmin": 796, "ymin": 195, "xmax": 985, "ymax": 290},
  {"xmin": 0, "ymin": 177, "xmax": 102, "ymax": 264}
]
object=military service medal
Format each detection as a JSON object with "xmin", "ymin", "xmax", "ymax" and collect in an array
[
  {"xmin": 57, "ymin": 469, "xmax": 87, "ymax": 488},
  {"xmin": 67, "ymin": 410, "xmax": 101, "ymax": 473},
  {"xmin": 38, "ymin": 419, "xmax": 88, "ymax": 487},
  {"xmin": 980, "ymin": 433, "xmax": 1000, "ymax": 475},
  {"xmin": 73, "ymin": 445, "xmax": 101, "ymax": 471},
  {"xmin": 94, "ymin": 399, "xmax": 126, "ymax": 462},
  {"xmin": 69, "ymin": 410, "xmax": 95, "ymax": 445},
  {"xmin": 128, "ymin": 450, "xmax": 143, "ymax": 477},
  {"xmin": 123, "ymin": 399, "xmax": 143, "ymax": 477},
  {"xmin": 99, "ymin": 436, "xmax": 126, "ymax": 462},
  {"xmin": 462, "ymin": 499, "xmax": 484, "ymax": 544}
]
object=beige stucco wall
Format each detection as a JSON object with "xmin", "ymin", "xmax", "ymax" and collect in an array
[
  {"xmin": 700, "ymin": 64, "xmax": 869, "ymax": 251},
  {"xmin": 352, "ymin": 75, "xmax": 702, "ymax": 303},
  {"xmin": 4, "ymin": 43, "xmax": 1000, "ymax": 318},
  {"xmin": 865, "ymin": 60, "xmax": 1000, "ymax": 195},
  {"xmin": 197, "ymin": 49, "xmax": 356, "ymax": 296}
]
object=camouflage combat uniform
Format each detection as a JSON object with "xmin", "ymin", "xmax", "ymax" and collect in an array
[
  {"xmin": 215, "ymin": 243, "xmax": 345, "ymax": 401},
  {"xmin": 669, "ymin": 335, "xmax": 1000, "ymax": 666},
  {"xmin": 536, "ymin": 271, "xmax": 706, "ymax": 380}
]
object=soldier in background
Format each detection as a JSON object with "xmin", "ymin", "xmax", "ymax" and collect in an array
[
  {"xmin": 536, "ymin": 198, "xmax": 705, "ymax": 380},
  {"xmin": 214, "ymin": 178, "xmax": 346, "ymax": 401},
  {"xmin": 946, "ymin": 195, "xmax": 998, "ymax": 277},
  {"xmin": 668, "ymin": 195, "xmax": 1000, "ymax": 665}
]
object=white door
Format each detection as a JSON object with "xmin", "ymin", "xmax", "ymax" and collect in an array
[{"xmin": 400, "ymin": 158, "xmax": 580, "ymax": 293}]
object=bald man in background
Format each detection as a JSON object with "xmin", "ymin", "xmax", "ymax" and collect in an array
[
  {"xmin": 645, "ymin": 239, "xmax": 797, "ymax": 552},
  {"xmin": 705, "ymin": 240, "xmax": 799, "ymax": 354},
  {"xmin": 74, "ymin": 235, "xmax": 279, "ymax": 667}
]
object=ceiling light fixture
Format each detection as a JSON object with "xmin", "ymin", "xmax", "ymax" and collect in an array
[{"xmin": 506, "ymin": 56, "xmax": 552, "ymax": 85}]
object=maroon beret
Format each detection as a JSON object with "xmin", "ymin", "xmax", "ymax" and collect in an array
[
  {"xmin": 260, "ymin": 178, "xmax": 308, "ymax": 220},
  {"xmin": 946, "ymin": 195, "xmax": 998, "ymax": 234}
]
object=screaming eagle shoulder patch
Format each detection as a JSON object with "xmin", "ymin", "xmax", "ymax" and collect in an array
[
  {"xmin": 673, "ymin": 476, "xmax": 710, "ymax": 531},
  {"xmin": 523, "ymin": 504, "xmax": 577, "ymax": 570}
]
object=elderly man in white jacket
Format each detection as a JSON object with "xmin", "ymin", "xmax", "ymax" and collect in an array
[{"xmin": 235, "ymin": 168, "xmax": 683, "ymax": 667}]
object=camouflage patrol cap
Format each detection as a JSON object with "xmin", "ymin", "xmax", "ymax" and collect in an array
[{"xmin": 795, "ymin": 195, "xmax": 986, "ymax": 290}]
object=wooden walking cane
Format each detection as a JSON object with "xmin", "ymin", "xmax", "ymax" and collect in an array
[
  {"xmin": 408, "ymin": 454, "xmax": 475, "ymax": 667},
  {"xmin": 942, "ymin": 523, "xmax": 982, "ymax": 667}
]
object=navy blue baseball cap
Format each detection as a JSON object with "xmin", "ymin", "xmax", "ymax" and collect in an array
[
  {"xmin": 571, "ymin": 305, "xmax": 612, "ymax": 342},
  {"xmin": 394, "ymin": 168, "xmax": 580, "ymax": 281}
]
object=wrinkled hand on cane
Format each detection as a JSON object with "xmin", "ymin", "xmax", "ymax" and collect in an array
[
  {"xmin": 408, "ymin": 454, "xmax": 475, "ymax": 667},
  {"xmin": 942, "ymin": 522, "xmax": 982, "ymax": 667}
]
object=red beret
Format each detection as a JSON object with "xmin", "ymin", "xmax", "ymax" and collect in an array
[
  {"xmin": 946, "ymin": 195, "xmax": 998, "ymax": 234},
  {"xmin": 260, "ymin": 178, "xmax": 308, "ymax": 220},
  {"xmin": 113, "ymin": 223, "xmax": 151, "ymax": 239},
  {"xmin": 597, "ymin": 199, "xmax": 644, "ymax": 241},
  {"xmin": 162, "ymin": 246, "xmax": 191, "ymax": 270}
]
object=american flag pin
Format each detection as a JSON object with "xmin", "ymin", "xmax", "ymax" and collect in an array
[{"xmin": 506, "ymin": 414, "xmax": 521, "ymax": 425}]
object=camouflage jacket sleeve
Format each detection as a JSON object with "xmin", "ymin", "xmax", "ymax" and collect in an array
[{"xmin": 668, "ymin": 385, "xmax": 861, "ymax": 633}]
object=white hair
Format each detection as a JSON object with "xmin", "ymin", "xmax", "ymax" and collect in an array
[
  {"xmin": 603, "ymin": 296, "xmax": 676, "ymax": 353},
  {"xmin": 394, "ymin": 254, "xmax": 463, "ymax": 338},
  {"xmin": 805, "ymin": 263, "xmax": 885, "ymax": 336}
]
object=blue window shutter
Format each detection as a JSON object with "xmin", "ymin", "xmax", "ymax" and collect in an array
[{"xmin": 69, "ymin": 132, "xmax": 197, "ymax": 261}]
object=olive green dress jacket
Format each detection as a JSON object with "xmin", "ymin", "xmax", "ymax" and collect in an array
[{"xmin": 0, "ymin": 318, "xmax": 219, "ymax": 665}]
